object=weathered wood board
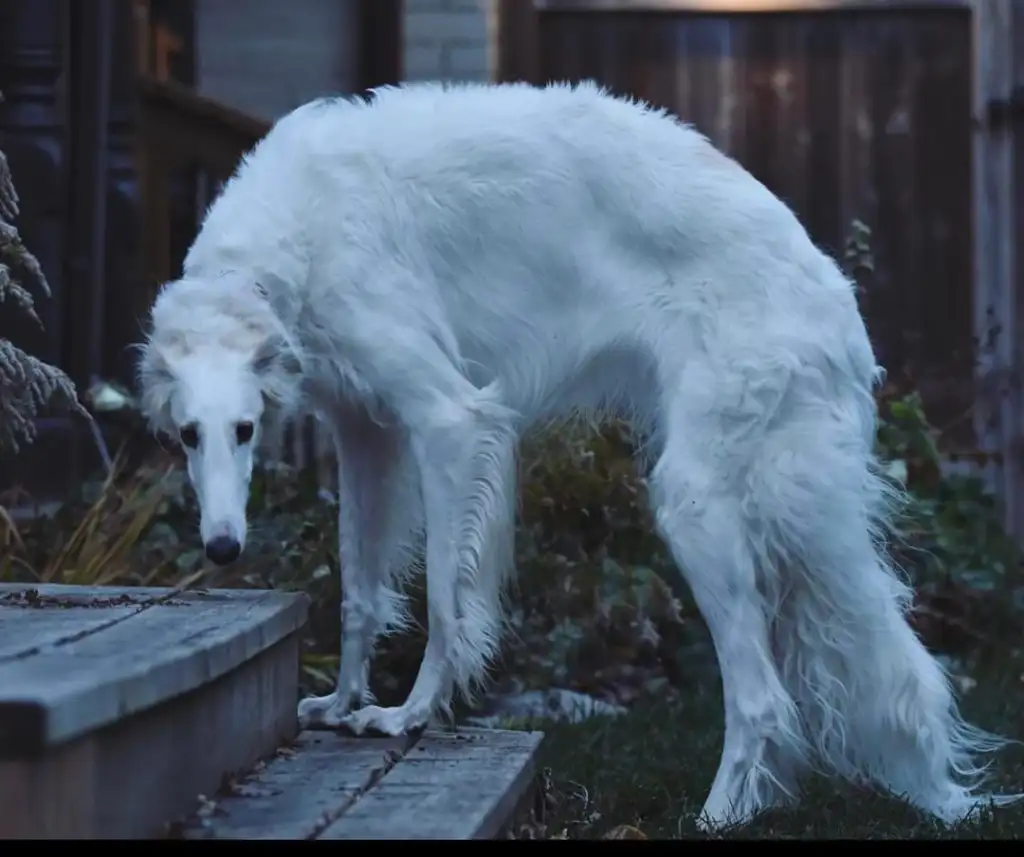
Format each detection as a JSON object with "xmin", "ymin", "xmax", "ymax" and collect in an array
[
  {"xmin": 0, "ymin": 583, "xmax": 309, "ymax": 839},
  {"xmin": 178, "ymin": 727, "xmax": 545, "ymax": 840}
]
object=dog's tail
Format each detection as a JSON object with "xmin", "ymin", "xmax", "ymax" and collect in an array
[{"xmin": 758, "ymin": 340, "xmax": 1020, "ymax": 821}]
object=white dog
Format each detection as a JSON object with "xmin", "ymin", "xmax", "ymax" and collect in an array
[{"xmin": 137, "ymin": 81, "xmax": 1017, "ymax": 828}]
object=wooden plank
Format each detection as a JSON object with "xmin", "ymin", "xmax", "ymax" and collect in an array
[
  {"xmin": 0, "ymin": 602, "xmax": 139, "ymax": 661},
  {"xmin": 356, "ymin": 0, "xmax": 403, "ymax": 90},
  {"xmin": 0, "ymin": 584, "xmax": 308, "ymax": 755},
  {"xmin": 969, "ymin": 0, "xmax": 1017, "ymax": 527},
  {"xmin": 0, "ymin": 585, "xmax": 194, "ymax": 662},
  {"xmin": 0, "ymin": 583, "xmax": 187, "ymax": 600},
  {"xmin": 1011, "ymin": 0, "xmax": 1024, "ymax": 543},
  {"xmin": 908, "ymin": 8, "xmax": 973, "ymax": 438},
  {"xmin": 802, "ymin": 10, "xmax": 842, "ymax": 262},
  {"xmin": 319, "ymin": 729, "xmax": 544, "ymax": 840},
  {"xmin": 180, "ymin": 732, "xmax": 416, "ymax": 840},
  {"xmin": 496, "ymin": 0, "xmax": 541, "ymax": 84},
  {"xmin": 0, "ymin": 632, "xmax": 301, "ymax": 839},
  {"xmin": 175, "ymin": 728, "xmax": 544, "ymax": 840}
]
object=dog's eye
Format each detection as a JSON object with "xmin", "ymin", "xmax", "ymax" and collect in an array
[
  {"xmin": 235, "ymin": 421, "xmax": 254, "ymax": 445},
  {"xmin": 179, "ymin": 425, "xmax": 199, "ymax": 449}
]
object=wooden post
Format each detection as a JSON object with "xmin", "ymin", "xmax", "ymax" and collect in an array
[
  {"xmin": 131, "ymin": 0, "xmax": 152, "ymax": 74},
  {"xmin": 103, "ymin": 0, "xmax": 146, "ymax": 387},
  {"xmin": 495, "ymin": 0, "xmax": 541, "ymax": 84},
  {"xmin": 63, "ymin": 0, "xmax": 114, "ymax": 390},
  {"xmin": 1010, "ymin": 1, "xmax": 1024, "ymax": 545},
  {"xmin": 357, "ymin": 0, "xmax": 403, "ymax": 91},
  {"xmin": 969, "ymin": 0, "xmax": 1019, "ymax": 538}
]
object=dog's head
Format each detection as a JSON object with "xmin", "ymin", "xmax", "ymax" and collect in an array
[{"xmin": 137, "ymin": 276, "xmax": 302, "ymax": 565}]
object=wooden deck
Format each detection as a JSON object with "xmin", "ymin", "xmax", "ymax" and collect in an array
[
  {"xmin": 0, "ymin": 583, "xmax": 308, "ymax": 839},
  {"xmin": 176, "ymin": 727, "xmax": 544, "ymax": 840},
  {"xmin": 0, "ymin": 582, "xmax": 545, "ymax": 839}
]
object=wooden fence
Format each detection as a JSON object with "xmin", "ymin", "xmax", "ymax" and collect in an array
[{"xmin": 497, "ymin": 0, "xmax": 1024, "ymax": 539}]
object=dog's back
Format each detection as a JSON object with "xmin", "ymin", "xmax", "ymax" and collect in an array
[{"xmin": 187, "ymin": 81, "xmax": 873, "ymax": 426}]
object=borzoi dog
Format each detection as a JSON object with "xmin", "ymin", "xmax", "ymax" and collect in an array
[{"xmin": 137, "ymin": 81, "xmax": 1017, "ymax": 828}]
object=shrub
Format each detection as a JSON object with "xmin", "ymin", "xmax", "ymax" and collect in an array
[{"xmin": 0, "ymin": 91, "xmax": 83, "ymax": 455}]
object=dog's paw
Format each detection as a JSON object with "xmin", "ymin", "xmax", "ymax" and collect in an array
[
  {"xmin": 338, "ymin": 703, "xmax": 431, "ymax": 737},
  {"xmin": 298, "ymin": 692, "xmax": 357, "ymax": 730}
]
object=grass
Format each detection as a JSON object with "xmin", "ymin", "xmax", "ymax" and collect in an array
[{"xmin": 523, "ymin": 655, "xmax": 1024, "ymax": 839}]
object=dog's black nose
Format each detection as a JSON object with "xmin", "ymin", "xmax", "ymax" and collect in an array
[{"xmin": 204, "ymin": 535, "xmax": 241, "ymax": 566}]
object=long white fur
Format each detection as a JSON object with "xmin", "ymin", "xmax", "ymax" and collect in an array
[{"xmin": 137, "ymin": 81, "xmax": 1019, "ymax": 829}]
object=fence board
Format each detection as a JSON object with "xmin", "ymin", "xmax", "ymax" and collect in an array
[{"xmin": 969, "ymin": 0, "xmax": 1018, "ymax": 525}]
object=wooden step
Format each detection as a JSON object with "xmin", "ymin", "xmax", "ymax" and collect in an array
[
  {"xmin": 0, "ymin": 583, "xmax": 308, "ymax": 839},
  {"xmin": 176, "ymin": 727, "xmax": 545, "ymax": 840}
]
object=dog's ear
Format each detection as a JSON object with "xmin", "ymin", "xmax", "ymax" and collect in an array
[
  {"xmin": 251, "ymin": 334, "xmax": 303, "ymax": 411},
  {"xmin": 136, "ymin": 341, "xmax": 176, "ymax": 429}
]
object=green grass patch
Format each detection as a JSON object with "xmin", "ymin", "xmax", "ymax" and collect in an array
[{"xmin": 523, "ymin": 654, "xmax": 1024, "ymax": 839}]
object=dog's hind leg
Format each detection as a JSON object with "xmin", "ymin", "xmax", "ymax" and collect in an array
[
  {"xmin": 298, "ymin": 404, "xmax": 420, "ymax": 730},
  {"xmin": 648, "ymin": 397, "xmax": 808, "ymax": 829}
]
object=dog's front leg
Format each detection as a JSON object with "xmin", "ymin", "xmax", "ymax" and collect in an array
[
  {"xmin": 339, "ymin": 409, "xmax": 469, "ymax": 737},
  {"xmin": 298, "ymin": 406, "xmax": 411, "ymax": 730}
]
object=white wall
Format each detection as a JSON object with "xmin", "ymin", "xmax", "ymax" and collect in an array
[
  {"xmin": 196, "ymin": 0, "xmax": 360, "ymax": 121},
  {"xmin": 403, "ymin": 0, "xmax": 496, "ymax": 83}
]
